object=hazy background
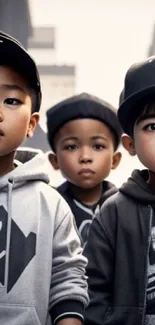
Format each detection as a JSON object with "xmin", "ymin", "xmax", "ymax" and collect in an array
[
  {"xmin": 30, "ymin": 0, "xmax": 152, "ymax": 186},
  {"xmin": 29, "ymin": 0, "xmax": 154, "ymax": 102},
  {"xmin": 2, "ymin": 0, "xmax": 155, "ymax": 186}
]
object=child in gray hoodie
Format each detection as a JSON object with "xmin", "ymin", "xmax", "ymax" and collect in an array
[{"xmin": 0, "ymin": 31, "xmax": 88, "ymax": 325}]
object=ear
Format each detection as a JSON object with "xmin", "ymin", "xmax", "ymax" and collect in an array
[
  {"xmin": 122, "ymin": 134, "xmax": 136, "ymax": 156},
  {"xmin": 111, "ymin": 151, "xmax": 122, "ymax": 170},
  {"xmin": 48, "ymin": 152, "xmax": 60, "ymax": 170},
  {"xmin": 27, "ymin": 113, "xmax": 40, "ymax": 138}
]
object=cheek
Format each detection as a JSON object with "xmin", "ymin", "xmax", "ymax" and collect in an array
[
  {"xmin": 8, "ymin": 111, "xmax": 30, "ymax": 131},
  {"xmin": 57, "ymin": 152, "xmax": 77, "ymax": 170},
  {"xmin": 135, "ymin": 135, "xmax": 155, "ymax": 162},
  {"xmin": 97, "ymin": 150, "xmax": 113, "ymax": 166},
  {"xmin": 136, "ymin": 134, "xmax": 151, "ymax": 151}
]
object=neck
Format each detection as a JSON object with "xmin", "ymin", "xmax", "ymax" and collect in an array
[
  {"xmin": 69, "ymin": 182, "xmax": 102, "ymax": 205},
  {"xmin": 0, "ymin": 152, "xmax": 15, "ymax": 176}
]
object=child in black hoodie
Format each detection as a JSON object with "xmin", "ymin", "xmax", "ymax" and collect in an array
[
  {"xmin": 46, "ymin": 93, "xmax": 122, "ymax": 246},
  {"xmin": 84, "ymin": 57, "xmax": 155, "ymax": 325}
]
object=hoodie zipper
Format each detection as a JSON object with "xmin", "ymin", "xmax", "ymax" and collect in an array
[{"xmin": 141, "ymin": 205, "xmax": 153, "ymax": 325}]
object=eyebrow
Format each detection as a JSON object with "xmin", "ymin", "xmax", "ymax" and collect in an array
[
  {"xmin": 90, "ymin": 136, "xmax": 108, "ymax": 141},
  {"xmin": 0, "ymin": 84, "xmax": 25, "ymax": 93},
  {"xmin": 136, "ymin": 114, "xmax": 155, "ymax": 125},
  {"xmin": 61, "ymin": 135, "xmax": 108, "ymax": 143},
  {"xmin": 61, "ymin": 136, "xmax": 78, "ymax": 143}
]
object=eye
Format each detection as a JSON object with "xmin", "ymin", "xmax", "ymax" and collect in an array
[
  {"xmin": 64, "ymin": 144, "xmax": 78, "ymax": 151},
  {"xmin": 4, "ymin": 98, "xmax": 23, "ymax": 106},
  {"xmin": 143, "ymin": 123, "xmax": 155, "ymax": 131},
  {"xmin": 93, "ymin": 144, "xmax": 105, "ymax": 151}
]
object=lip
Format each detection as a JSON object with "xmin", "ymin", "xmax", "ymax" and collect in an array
[{"xmin": 78, "ymin": 168, "xmax": 95, "ymax": 175}]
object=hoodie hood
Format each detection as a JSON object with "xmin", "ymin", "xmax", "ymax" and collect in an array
[
  {"xmin": 15, "ymin": 147, "xmax": 43, "ymax": 164},
  {"xmin": 120, "ymin": 169, "xmax": 155, "ymax": 204},
  {"xmin": 0, "ymin": 153, "xmax": 49, "ymax": 191}
]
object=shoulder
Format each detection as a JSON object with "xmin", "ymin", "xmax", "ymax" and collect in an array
[
  {"xmin": 100, "ymin": 180, "xmax": 118, "ymax": 205},
  {"xmin": 57, "ymin": 181, "xmax": 71, "ymax": 198},
  {"xmin": 32, "ymin": 180, "xmax": 73, "ymax": 218},
  {"xmin": 100, "ymin": 189, "xmax": 134, "ymax": 212},
  {"xmin": 98, "ymin": 191, "xmax": 135, "ymax": 234},
  {"xmin": 100, "ymin": 191, "xmax": 121, "ymax": 212},
  {"xmin": 57, "ymin": 181, "xmax": 74, "ymax": 206},
  {"xmin": 57, "ymin": 181, "xmax": 68, "ymax": 193}
]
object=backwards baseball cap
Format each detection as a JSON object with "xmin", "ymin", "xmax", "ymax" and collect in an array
[
  {"xmin": 0, "ymin": 31, "xmax": 41, "ymax": 112},
  {"xmin": 118, "ymin": 56, "xmax": 155, "ymax": 135},
  {"xmin": 46, "ymin": 92, "xmax": 122, "ymax": 151}
]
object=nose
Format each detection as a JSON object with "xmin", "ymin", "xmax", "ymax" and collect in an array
[{"xmin": 79, "ymin": 147, "xmax": 93, "ymax": 164}]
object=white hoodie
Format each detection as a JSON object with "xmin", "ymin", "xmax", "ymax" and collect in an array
[{"xmin": 0, "ymin": 152, "xmax": 88, "ymax": 325}]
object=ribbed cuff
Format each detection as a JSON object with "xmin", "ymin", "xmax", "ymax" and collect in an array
[{"xmin": 50, "ymin": 300, "xmax": 84, "ymax": 324}]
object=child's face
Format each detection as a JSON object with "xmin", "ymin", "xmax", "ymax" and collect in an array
[
  {"xmin": 0, "ymin": 66, "xmax": 39, "ymax": 156},
  {"xmin": 133, "ymin": 116, "xmax": 155, "ymax": 172},
  {"xmin": 52, "ymin": 118, "xmax": 121, "ymax": 189}
]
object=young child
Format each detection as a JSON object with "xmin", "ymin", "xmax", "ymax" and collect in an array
[
  {"xmin": 46, "ymin": 93, "xmax": 122, "ymax": 245},
  {"xmin": 84, "ymin": 56, "xmax": 155, "ymax": 325},
  {"xmin": 0, "ymin": 31, "xmax": 88, "ymax": 325}
]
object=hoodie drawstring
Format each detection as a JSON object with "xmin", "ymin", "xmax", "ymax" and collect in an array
[{"xmin": 4, "ymin": 179, "xmax": 13, "ymax": 288}]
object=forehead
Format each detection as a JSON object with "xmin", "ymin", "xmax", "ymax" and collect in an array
[
  {"xmin": 135, "ymin": 114, "xmax": 155, "ymax": 128},
  {"xmin": 56, "ymin": 118, "xmax": 114, "ymax": 140}
]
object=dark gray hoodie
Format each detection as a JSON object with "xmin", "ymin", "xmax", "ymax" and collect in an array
[{"xmin": 84, "ymin": 169, "xmax": 155, "ymax": 325}]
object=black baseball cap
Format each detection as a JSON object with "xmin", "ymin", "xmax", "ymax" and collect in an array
[
  {"xmin": 47, "ymin": 92, "xmax": 122, "ymax": 151},
  {"xmin": 0, "ymin": 31, "xmax": 41, "ymax": 112},
  {"xmin": 118, "ymin": 56, "xmax": 155, "ymax": 134}
]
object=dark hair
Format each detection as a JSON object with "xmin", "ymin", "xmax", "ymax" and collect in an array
[{"xmin": 135, "ymin": 98, "xmax": 155, "ymax": 125}]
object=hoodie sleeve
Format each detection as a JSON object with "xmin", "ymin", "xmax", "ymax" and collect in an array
[
  {"xmin": 83, "ymin": 197, "xmax": 117, "ymax": 325},
  {"xmin": 49, "ymin": 196, "xmax": 89, "ymax": 324}
]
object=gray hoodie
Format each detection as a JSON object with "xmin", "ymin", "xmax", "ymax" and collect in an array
[{"xmin": 0, "ymin": 152, "xmax": 88, "ymax": 325}]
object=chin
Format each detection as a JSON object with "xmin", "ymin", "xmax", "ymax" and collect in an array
[{"xmin": 0, "ymin": 149, "xmax": 15, "ymax": 156}]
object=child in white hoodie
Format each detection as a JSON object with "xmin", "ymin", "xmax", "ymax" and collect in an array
[{"xmin": 0, "ymin": 31, "xmax": 88, "ymax": 325}]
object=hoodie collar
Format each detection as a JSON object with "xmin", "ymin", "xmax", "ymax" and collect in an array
[
  {"xmin": 58, "ymin": 180, "xmax": 117, "ymax": 206},
  {"xmin": 0, "ymin": 153, "xmax": 49, "ymax": 191},
  {"xmin": 120, "ymin": 169, "xmax": 155, "ymax": 204}
]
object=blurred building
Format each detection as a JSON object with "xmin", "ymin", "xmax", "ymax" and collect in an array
[
  {"xmin": 28, "ymin": 26, "xmax": 56, "ymax": 65},
  {"xmin": 22, "ymin": 26, "xmax": 76, "ymax": 152},
  {"xmin": 28, "ymin": 26, "xmax": 75, "ymax": 109},
  {"xmin": 0, "ymin": 0, "xmax": 32, "ymax": 49},
  {"xmin": 147, "ymin": 22, "xmax": 155, "ymax": 57},
  {"xmin": 39, "ymin": 64, "xmax": 75, "ymax": 110}
]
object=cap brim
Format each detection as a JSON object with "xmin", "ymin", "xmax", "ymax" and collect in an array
[{"xmin": 118, "ymin": 86, "xmax": 155, "ymax": 133}]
